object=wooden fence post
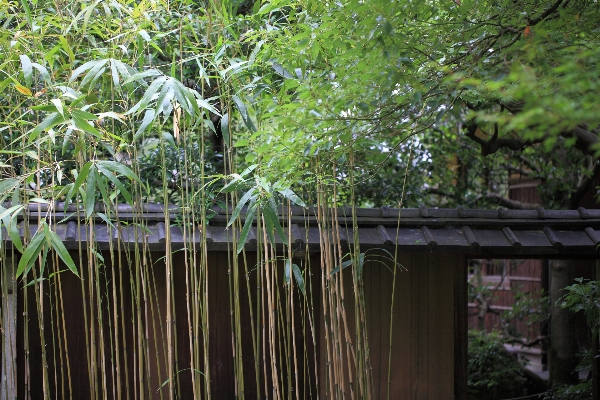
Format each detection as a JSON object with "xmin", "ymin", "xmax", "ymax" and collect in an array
[{"xmin": 1, "ymin": 255, "xmax": 17, "ymax": 400}]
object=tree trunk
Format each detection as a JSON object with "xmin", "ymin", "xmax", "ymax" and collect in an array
[{"xmin": 549, "ymin": 259, "xmax": 579, "ymax": 387}]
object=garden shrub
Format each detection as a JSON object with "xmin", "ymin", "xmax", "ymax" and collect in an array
[{"xmin": 468, "ymin": 330, "xmax": 527, "ymax": 400}]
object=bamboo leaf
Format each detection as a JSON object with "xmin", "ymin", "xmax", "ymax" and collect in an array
[
  {"xmin": 0, "ymin": 205, "xmax": 24, "ymax": 221},
  {"xmin": 0, "ymin": 178, "xmax": 20, "ymax": 196},
  {"xmin": 155, "ymin": 85, "xmax": 174, "ymax": 116},
  {"xmin": 69, "ymin": 60, "xmax": 100, "ymax": 84},
  {"xmin": 16, "ymin": 230, "xmax": 46, "ymax": 278},
  {"xmin": 263, "ymin": 197, "xmax": 287, "ymax": 245},
  {"xmin": 232, "ymin": 95, "xmax": 257, "ymax": 132},
  {"xmin": 96, "ymin": 160, "xmax": 142, "ymax": 183},
  {"xmin": 0, "ymin": 205, "xmax": 24, "ymax": 252},
  {"xmin": 292, "ymin": 263, "xmax": 305, "ymax": 294},
  {"xmin": 51, "ymin": 99, "xmax": 64, "ymax": 117},
  {"xmin": 221, "ymin": 112, "xmax": 230, "ymax": 144},
  {"xmin": 284, "ymin": 259, "xmax": 305, "ymax": 294},
  {"xmin": 96, "ymin": 163, "xmax": 133, "ymax": 205},
  {"xmin": 237, "ymin": 202, "xmax": 257, "ymax": 254},
  {"xmin": 356, "ymin": 252, "xmax": 365, "ymax": 280},
  {"xmin": 65, "ymin": 161, "xmax": 92, "ymax": 210},
  {"xmin": 30, "ymin": 104, "xmax": 58, "ymax": 112},
  {"xmin": 110, "ymin": 58, "xmax": 120, "ymax": 86},
  {"xmin": 49, "ymin": 229, "xmax": 79, "ymax": 276},
  {"xmin": 228, "ymin": 187, "xmax": 256, "ymax": 227},
  {"xmin": 71, "ymin": 108, "xmax": 98, "ymax": 120},
  {"xmin": 96, "ymin": 212, "xmax": 115, "ymax": 228},
  {"xmin": 278, "ymin": 188, "xmax": 306, "ymax": 207},
  {"xmin": 161, "ymin": 131, "xmax": 176, "ymax": 148},
  {"xmin": 80, "ymin": 60, "xmax": 109, "ymax": 89},
  {"xmin": 285, "ymin": 258, "xmax": 292, "ymax": 284},
  {"xmin": 134, "ymin": 109, "xmax": 156, "ymax": 139},
  {"xmin": 122, "ymin": 68, "xmax": 162, "ymax": 85},
  {"xmin": 221, "ymin": 175, "xmax": 247, "ymax": 193},
  {"xmin": 125, "ymin": 75, "xmax": 167, "ymax": 115},
  {"xmin": 31, "ymin": 62, "xmax": 51, "ymax": 84},
  {"xmin": 20, "ymin": 55, "xmax": 32, "ymax": 87},
  {"xmin": 7, "ymin": 215, "xmax": 23, "ymax": 254},
  {"xmin": 85, "ymin": 167, "xmax": 97, "ymax": 218},
  {"xmin": 14, "ymin": 84, "xmax": 32, "ymax": 96},
  {"xmin": 72, "ymin": 113, "xmax": 101, "ymax": 137},
  {"xmin": 331, "ymin": 258, "xmax": 353, "ymax": 275},
  {"xmin": 20, "ymin": 0, "xmax": 32, "ymax": 26},
  {"xmin": 30, "ymin": 112, "xmax": 65, "ymax": 142},
  {"xmin": 171, "ymin": 78, "xmax": 197, "ymax": 116}
]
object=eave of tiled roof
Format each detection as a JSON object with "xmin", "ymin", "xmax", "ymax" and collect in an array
[{"xmin": 4, "ymin": 203, "xmax": 600, "ymax": 256}]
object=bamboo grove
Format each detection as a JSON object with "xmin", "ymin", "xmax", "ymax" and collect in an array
[
  {"xmin": 0, "ymin": 0, "xmax": 407, "ymax": 398},
  {"xmin": 4, "ymin": 0, "xmax": 598, "ymax": 398}
]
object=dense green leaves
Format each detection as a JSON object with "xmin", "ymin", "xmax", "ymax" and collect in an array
[{"xmin": 1, "ymin": 0, "xmax": 599, "ymax": 282}]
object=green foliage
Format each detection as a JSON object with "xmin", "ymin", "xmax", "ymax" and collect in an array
[
  {"xmin": 541, "ymin": 382, "xmax": 592, "ymax": 400},
  {"xmin": 558, "ymin": 278, "xmax": 600, "ymax": 341},
  {"xmin": 468, "ymin": 330, "xmax": 527, "ymax": 400},
  {"xmin": 1, "ymin": 0, "xmax": 599, "ymax": 277}
]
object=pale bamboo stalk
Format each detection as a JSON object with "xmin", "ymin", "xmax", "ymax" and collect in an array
[
  {"xmin": 116, "ymin": 220, "xmax": 131, "ymax": 400},
  {"xmin": 271, "ymin": 240, "xmax": 288, "ymax": 397},
  {"xmin": 387, "ymin": 141, "xmax": 413, "ymax": 400},
  {"xmin": 53, "ymin": 249, "xmax": 73, "ymax": 399},
  {"xmin": 134, "ymin": 233, "xmax": 147, "ymax": 399},
  {"xmin": 140, "ymin": 240, "xmax": 153, "ymax": 397},
  {"xmin": 288, "ymin": 203, "xmax": 300, "ymax": 400},
  {"xmin": 146, "ymin": 251, "xmax": 166, "ymax": 400},
  {"xmin": 93, "ymin": 246, "xmax": 108, "ymax": 399},
  {"xmin": 1, "ymin": 255, "xmax": 16, "ymax": 400},
  {"xmin": 87, "ymin": 223, "xmax": 99, "ymax": 400},
  {"xmin": 262, "ymin": 216, "xmax": 281, "ymax": 398},
  {"xmin": 201, "ymin": 226, "xmax": 211, "ymax": 398},
  {"xmin": 332, "ymin": 203, "xmax": 356, "ymax": 400},
  {"xmin": 107, "ymin": 227, "xmax": 121, "ymax": 400},
  {"xmin": 165, "ymin": 219, "xmax": 174, "ymax": 400},
  {"xmin": 317, "ymin": 189, "xmax": 335, "ymax": 398}
]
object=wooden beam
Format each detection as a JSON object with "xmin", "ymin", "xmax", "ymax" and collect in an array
[{"xmin": 1, "ymin": 255, "xmax": 17, "ymax": 399}]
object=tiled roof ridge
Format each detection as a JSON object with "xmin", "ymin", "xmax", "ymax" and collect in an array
[
  {"xmin": 9, "ymin": 202, "xmax": 600, "ymax": 222},
  {"xmin": 3, "ymin": 203, "xmax": 599, "ymax": 255}
]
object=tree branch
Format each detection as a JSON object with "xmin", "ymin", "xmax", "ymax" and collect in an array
[
  {"xmin": 569, "ymin": 160, "xmax": 600, "ymax": 208},
  {"xmin": 475, "ymin": 193, "xmax": 541, "ymax": 209},
  {"xmin": 571, "ymin": 125, "xmax": 599, "ymax": 155},
  {"xmin": 529, "ymin": 0, "xmax": 565, "ymax": 25},
  {"xmin": 466, "ymin": 123, "xmax": 545, "ymax": 156}
]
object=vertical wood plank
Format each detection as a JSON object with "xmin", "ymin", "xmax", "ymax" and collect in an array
[
  {"xmin": 388, "ymin": 253, "xmax": 412, "ymax": 399},
  {"xmin": 428, "ymin": 254, "xmax": 455, "ymax": 398},
  {"xmin": 411, "ymin": 253, "xmax": 429, "ymax": 399},
  {"xmin": 454, "ymin": 255, "xmax": 468, "ymax": 400},
  {"xmin": 365, "ymin": 251, "xmax": 381, "ymax": 398}
]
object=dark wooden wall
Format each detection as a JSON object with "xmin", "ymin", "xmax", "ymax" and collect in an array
[
  {"xmin": 318, "ymin": 252, "xmax": 466, "ymax": 399},
  {"xmin": 6, "ymin": 250, "xmax": 466, "ymax": 399}
]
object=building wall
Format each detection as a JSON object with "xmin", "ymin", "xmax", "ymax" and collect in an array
[{"xmin": 6, "ymin": 250, "xmax": 466, "ymax": 399}]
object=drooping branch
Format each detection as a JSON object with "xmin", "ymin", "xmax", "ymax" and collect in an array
[
  {"xmin": 475, "ymin": 193, "xmax": 541, "ymax": 210},
  {"xmin": 426, "ymin": 187, "xmax": 541, "ymax": 209},
  {"xmin": 529, "ymin": 0, "xmax": 565, "ymax": 25},
  {"xmin": 571, "ymin": 125, "xmax": 599, "ymax": 155},
  {"xmin": 466, "ymin": 121, "xmax": 599, "ymax": 157},
  {"xmin": 466, "ymin": 123, "xmax": 545, "ymax": 156},
  {"xmin": 569, "ymin": 159, "xmax": 600, "ymax": 209}
]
